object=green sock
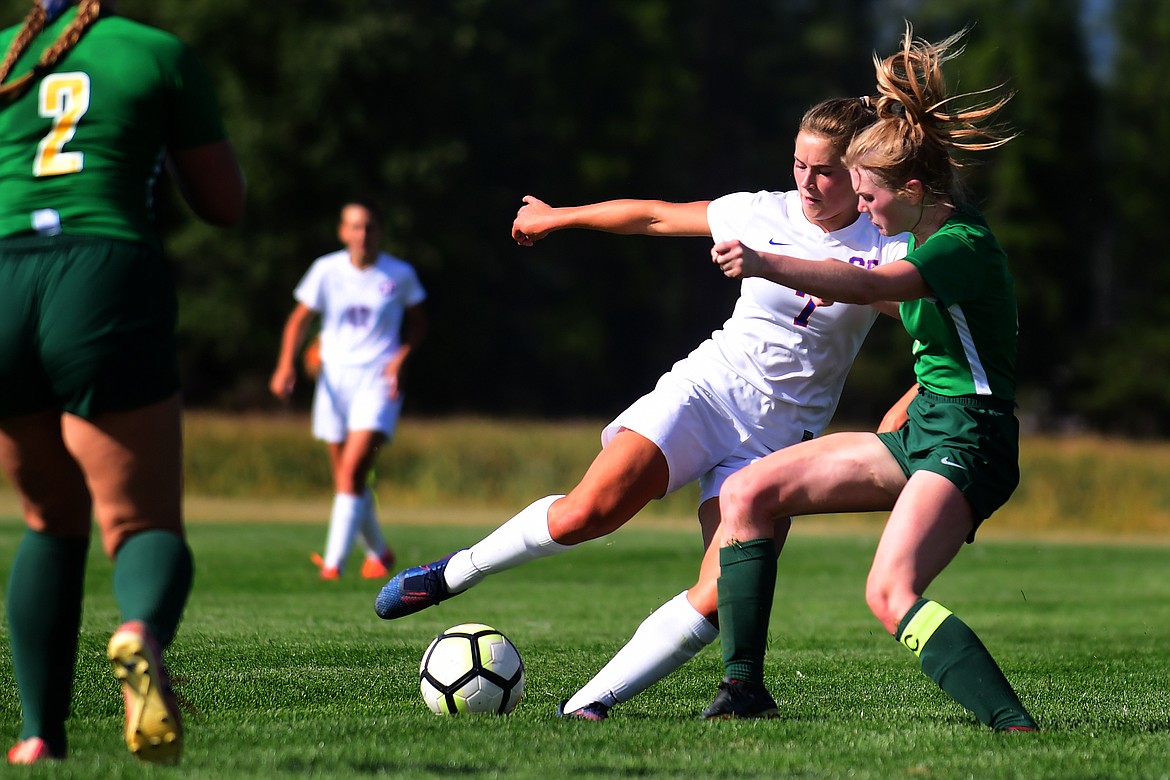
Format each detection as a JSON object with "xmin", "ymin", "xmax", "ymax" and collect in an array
[
  {"xmin": 717, "ymin": 538, "xmax": 776, "ymax": 685},
  {"xmin": 113, "ymin": 530, "xmax": 194, "ymax": 647},
  {"xmin": 6, "ymin": 530, "xmax": 89, "ymax": 753},
  {"xmin": 896, "ymin": 598, "xmax": 1037, "ymax": 730}
]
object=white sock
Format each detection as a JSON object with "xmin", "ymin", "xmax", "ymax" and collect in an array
[
  {"xmin": 563, "ymin": 590, "xmax": 717, "ymax": 712},
  {"xmin": 444, "ymin": 495, "xmax": 570, "ymax": 592},
  {"xmin": 323, "ymin": 492, "xmax": 364, "ymax": 571},
  {"xmin": 357, "ymin": 488, "xmax": 389, "ymax": 559}
]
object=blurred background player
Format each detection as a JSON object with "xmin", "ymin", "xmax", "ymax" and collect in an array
[
  {"xmin": 377, "ymin": 98, "xmax": 911, "ymax": 720},
  {"xmin": 270, "ymin": 200, "xmax": 427, "ymax": 580},
  {"xmin": 0, "ymin": 0, "xmax": 245, "ymax": 764}
]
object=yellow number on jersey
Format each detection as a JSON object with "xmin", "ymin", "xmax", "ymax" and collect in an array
[{"xmin": 34, "ymin": 72, "xmax": 91, "ymax": 177}]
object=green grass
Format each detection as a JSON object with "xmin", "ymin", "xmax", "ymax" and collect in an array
[{"xmin": 2, "ymin": 518, "xmax": 1169, "ymax": 778}]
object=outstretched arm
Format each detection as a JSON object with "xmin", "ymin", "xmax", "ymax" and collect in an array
[
  {"xmin": 711, "ymin": 240, "xmax": 931, "ymax": 304},
  {"xmin": 512, "ymin": 195, "xmax": 712, "ymax": 246}
]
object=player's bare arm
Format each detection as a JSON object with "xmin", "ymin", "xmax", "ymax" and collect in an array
[
  {"xmin": 167, "ymin": 140, "xmax": 246, "ymax": 227},
  {"xmin": 383, "ymin": 304, "xmax": 428, "ymax": 400},
  {"xmin": 876, "ymin": 383, "xmax": 919, "ymax": 434},
  {"xmin": 512, "ymin": 196, "xmax": 712, "ymax": 246},
  {"xmin": 270, "ymin": 304, "xmax": 315, "ymax": 400},
  {"xmin": 711, "ymin": 239, "xmax": 930, "ymax": 304}
]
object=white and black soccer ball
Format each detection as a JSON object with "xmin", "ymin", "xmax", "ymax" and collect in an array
[{"xmin": 419, "ymin": 623, "xmax": 525, "ymax": 715}]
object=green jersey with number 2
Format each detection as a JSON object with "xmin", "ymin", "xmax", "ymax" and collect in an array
[{"xmin": 0, "ymin": 12, "xmax": 226, "ymax": 243}]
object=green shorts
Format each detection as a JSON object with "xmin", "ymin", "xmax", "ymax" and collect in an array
[
  {"xmin": 876, "ymin": 388, "xmax": 1020, "ymax": 537},
  {"xmin": 0, "ymin": 235, "xmax": 179, "ymax": 420}
]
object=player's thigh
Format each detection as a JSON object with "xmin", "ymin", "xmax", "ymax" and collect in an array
[
  {"xmin": 551, "ymin": 429, "xmax": 668, "ymax": 542},
  {"xmin": 312, "ymin": 369, "xmax": 355, "ymax": 443},
  {"xmin": 723, "ymin": 431, "xmax": 904, "ymax": 524},
  {"xmin": 868, "ymin": 470, "xmax": 974, "ymax": 607},
  {"xmin": 0, "ymin": 410, "xmax": 92, "ymax": 537},
  {"xmin": 347, "ymin": 375, "xmax": 402, "ymax": 440},
  {"xmin": 61, "ymin": 395, "xmax": 183, "ymax": 557},
  {"xmin": 603, "ymin": 370, "xmax": 746, "ymax": 497}
]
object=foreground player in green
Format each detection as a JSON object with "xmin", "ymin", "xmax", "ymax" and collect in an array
[
  {"xmin": 705, "ymin": 23, "xmax": 1038, "ymax": 731},
  {"xmin": 0, "ymin": 0, "xmax": 245, "ymax": 764}
]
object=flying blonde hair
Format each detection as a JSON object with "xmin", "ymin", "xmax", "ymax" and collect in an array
[
  {"xmin": 0, "ymin": 0, "xmax": 102, "ymax": 102},
  {"xmin": 844, "ymin": 22, "xmax": 1016, "ymax": 206}
]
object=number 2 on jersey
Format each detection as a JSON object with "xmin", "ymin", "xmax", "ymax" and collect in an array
[{"xmin": 34, "ymin": 72, "xmax": 90, "ymax": 177}]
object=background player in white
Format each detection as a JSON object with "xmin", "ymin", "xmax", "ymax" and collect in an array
[
  {"xmin": 270, "ymin": 200, "xmax": 427, "ymax": 579},
  {"xmin": 376, "ymin": 98, "xmax": 908, "ymax": 719}
]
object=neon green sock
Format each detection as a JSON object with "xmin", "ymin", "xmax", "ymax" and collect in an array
[
  {"xmin": 113, "ymin": 530, "xmax": 194, "ymax": 647},
  {"xmin": 6, "ymin": 530, "xmax": 89, "ymax": 752},
  {"xmin": 717, "ymin": 539, "xmax": 776, "ymax": 685},
  {"xmin": 896, "ymin": 598, "xmax": 1037, "ymax": 730}
]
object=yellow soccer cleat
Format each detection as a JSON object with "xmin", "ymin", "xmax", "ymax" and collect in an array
[{"xmin": 107, "ymin": 620, "xmax": 183, "ymax": 764}]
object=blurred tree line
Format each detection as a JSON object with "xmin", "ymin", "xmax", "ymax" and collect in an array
[{"xmin": 3, "ymin": 0, "xmax": 1166, "ymax": 434}]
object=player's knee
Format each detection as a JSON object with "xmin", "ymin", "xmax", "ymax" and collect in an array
[
  {"xmin": 547, "ymin": 496, "xmax": 611, "ymax": 544},
  {"xmin": 718, "ymin": 470, "xmax": 772, "ymax": 537},
  {"xmin": 97, "ymin": 505, "xmax": 183, "ymax": 558},
  {"xmin": 334, "ymin": 473, "xmax": 363, "ymax": 494}
]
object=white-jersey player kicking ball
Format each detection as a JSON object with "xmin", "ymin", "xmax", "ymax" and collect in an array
[{"xmin": 377, "ymin": 98, "xmax": 909, "ymax": 720}]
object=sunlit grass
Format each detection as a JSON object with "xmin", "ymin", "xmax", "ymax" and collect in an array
[{"xmin": 1, "ymin": 521, "xmax": 1168, "ymax": 778}]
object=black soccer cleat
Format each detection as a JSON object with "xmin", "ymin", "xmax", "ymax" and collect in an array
[
  {"xmin": 555, "ymin": 699, "xmax": 610, "ymax": 721},
  {"xmin": 374, "ymin": 551, "xmax": 462, "ymax": 619},
  {"xmin": 700, "ymin": 678, "xmax": 780, "ymax": 720}
]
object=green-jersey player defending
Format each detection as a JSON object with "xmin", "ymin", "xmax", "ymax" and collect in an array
[{"xmin": 705, "ymin": 23, "xmax": 1038, "ymax": 731}]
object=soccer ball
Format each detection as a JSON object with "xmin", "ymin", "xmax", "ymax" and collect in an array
[{"xmin": 419, "ymin": 623, "xmax": 525, "ymax": 715}]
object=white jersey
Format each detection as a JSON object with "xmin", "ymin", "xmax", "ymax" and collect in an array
[
  {"xmin": 294, "ymin": 249, "xmax": 427, "ymax": 369},
  {"xmin": 693, "ymin": 190, "xmax": 907, "ymax": 449}
]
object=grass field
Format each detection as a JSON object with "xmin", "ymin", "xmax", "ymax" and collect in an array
[{"xmin": 2, "ymin": 517, "xmax": 1169, "ymax": 778}]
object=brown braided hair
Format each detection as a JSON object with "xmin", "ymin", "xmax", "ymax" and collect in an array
[
  {"xmin": 844, "ymin": 22, "xmax": 1016, "ymax": 207},
  {"xmin": 0, "ymin": 0, "xmax": 102, "ymax": 103}
]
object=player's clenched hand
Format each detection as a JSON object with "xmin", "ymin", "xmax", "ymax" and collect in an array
[
  {"xmin": 512, "ymin": 195, "xmax": 555, "ymax": 246},
  {"xmin": 269, "ymin": 365, "xmax": 296, "ymax": 401},
  {"xmin": 711, "ymin": 240, "xmax": 763, "ymax": 279}
]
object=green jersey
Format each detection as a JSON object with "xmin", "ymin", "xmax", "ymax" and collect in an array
[
  {"xmin": 899, "ymin": 205, "xmax": 1017, "ymax": 400},
  {"xmin": 0, "ymin": 12, "xmax": 226, "ymax": 243}
]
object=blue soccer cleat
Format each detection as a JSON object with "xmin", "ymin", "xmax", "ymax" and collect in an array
[
  {"xmin": 556, "ymin": 699, "xmax": 610, "ymax": 721},
  {"xmin": 374, "ymin": 551, "xmax": 463, "ymax": 619}
]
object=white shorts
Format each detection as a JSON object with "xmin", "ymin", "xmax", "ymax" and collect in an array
[
  {"xmin": 311, "ymin": 362, "xmax": 403, "ymax": 444},
  {"xmin": 603, "ymin": 355, "xmax": 817, "ymax": 504}
]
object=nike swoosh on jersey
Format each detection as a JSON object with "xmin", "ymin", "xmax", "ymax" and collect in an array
[
  {"xmin": 940, "ymin": 456, "xmax": 967, "ymax": 469},
  {"xmin": 768, "ymin": 238, "xmax": 791, "ymax": 246}
]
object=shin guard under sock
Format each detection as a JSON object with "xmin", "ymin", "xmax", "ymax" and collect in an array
[
  {"xmin": 896, "ymin": 598, "xmax": 1037, "ymax": 730},
  {"xmin": 717, "ymin": 539, "xmax": 776, "ymax": 685}
]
